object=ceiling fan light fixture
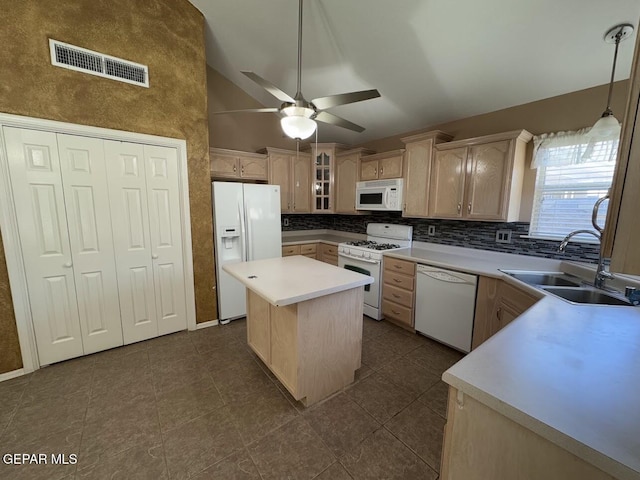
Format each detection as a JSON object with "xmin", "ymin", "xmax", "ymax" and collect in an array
[{"xmin": 280, "ymin": 106, "xmax": 317, "ymax": 139}]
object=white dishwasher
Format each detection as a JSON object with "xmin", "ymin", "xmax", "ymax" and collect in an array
[{"xmin": 415, "ymin": 265, "xmax": 477, "ymax": 353}]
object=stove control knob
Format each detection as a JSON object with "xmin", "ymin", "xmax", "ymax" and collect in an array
[
  {"xmin": 343, "ymin": 248, "xmax": 350, "ymax": 255},
  {"xmin": 364, "ymin": 252, "xmax": 371, "ymax": 259}
]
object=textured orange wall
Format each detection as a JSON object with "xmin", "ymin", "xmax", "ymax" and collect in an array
[{"xmin": 0, "ymin": 0, "xmax": 216, "ymax": 373}]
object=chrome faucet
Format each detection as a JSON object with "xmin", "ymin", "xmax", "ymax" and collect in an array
[{"xmin": 558, "ymin": 229, "xmax": 614, "ymax": 289}]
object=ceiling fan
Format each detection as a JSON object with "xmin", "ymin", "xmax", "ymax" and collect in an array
[{"xmin": 213, "ymin": 0, "xmax": 381, "ymax": 140}]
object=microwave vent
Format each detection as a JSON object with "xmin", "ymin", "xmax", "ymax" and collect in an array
[
  {"xmin": 49, "ymin": 39, "xmax": 149, "ymax": 88},
  {"xmin": 360, "ymin": 179, "xmax": 400, "ymax": 187}
]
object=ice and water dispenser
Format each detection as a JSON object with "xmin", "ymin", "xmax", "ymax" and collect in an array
[{"xmin": 218, "ymin": 226, "xmax": 243, "ymax": 262}]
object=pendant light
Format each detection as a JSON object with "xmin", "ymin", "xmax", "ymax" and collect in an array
[{"xmin": 588, "ymin": 23, "xmax": 634, "ymax": 139}]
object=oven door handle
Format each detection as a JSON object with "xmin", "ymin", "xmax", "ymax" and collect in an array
[{"xmin": 338, "ymin": 252, "xmax": 379, "ymax": 264}]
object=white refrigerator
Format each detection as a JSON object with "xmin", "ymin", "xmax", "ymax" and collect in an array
[{"xmin": 212, "ymin": 182, "xmax": 282, "ymax": 323}]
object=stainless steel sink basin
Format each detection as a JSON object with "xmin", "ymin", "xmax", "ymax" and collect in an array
[
  {"xmin": 542, "ymin": 287, "xmax": 631, "ymax": 306},
  {"xmin": 501, "ymin": 270, "xmax": 583, "ymax": 287}
]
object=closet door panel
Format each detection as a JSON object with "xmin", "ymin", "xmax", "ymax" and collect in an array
[
  {"xmin": 105, "ymin": 140, "xmax": 158, "ymax": 343},
  {"xmin": 57, "ymin": 134, "xmax": 123, "ymax": 354},
  {"xmin": 3, "ymin": 127, "xmax": 84, "ymax": 365},
  {"xmin": 144, "ymin": 145, "xmax": 187, "ymax": 335}
]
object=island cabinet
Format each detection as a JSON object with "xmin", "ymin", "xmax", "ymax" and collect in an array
[
  {"xmin": 471, "ymin": 277, "xmax": 540, "ymax": 350},
  {"xmin": 263, "ymin": 147, "xmax": 311, "ymax": 214},
  {"xmin": 359, "ymin": 149, "xmax": 405, "ymax": 181},
  {"xmin": 604, "ymin": 31, "xmax": 640, "ymax": 275},
  {"xmin": 210, "ymin": 148, "xmax": 268, "ymax": 181},
  {"xmin": 223, "ymin": 256, "xmax": 373, "ymax": 406},
  {"xmin": 334, "ymin": 148, "xmax": 375, "ymax": 214},
  {"xmin": 382, "ymin": 257, "xmax": 417, "ymax": 330},
  {"xmin": 429, "ymin": 130, "xmax": 532, "ymax": 221},
  {"xmin": 400, "ymin": 130, "xmax": 454, "ymax": 218}
]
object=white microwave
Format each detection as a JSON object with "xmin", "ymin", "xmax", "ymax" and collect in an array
[{"xmin": 356, "ymin": 178, "xmax": 403, "ymax": 211}]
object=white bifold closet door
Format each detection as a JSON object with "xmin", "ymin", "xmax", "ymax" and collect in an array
[
  {"xmin": 105, "ymin": 141, "xmax": 186, "ymax": 343},
  {"xmin": 4, "ymin": 128, "xmax": 123, "ymax": 365}
]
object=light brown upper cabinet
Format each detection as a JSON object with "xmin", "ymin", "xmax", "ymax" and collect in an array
[
  {"xmin": 263, "ymin": 147, "xmax": 311, "ymax": 214},
  {"xmin": 604, "ymin": 31, "xmax": 640, "ymax": 275},
  {"xmin": 210, "ymin": 148, "xmax": 268, "ymax": 181},
  {"xmin": 334, "ymin": 148, "xmax": 375, "ymax": 214},
  {"xmin": 359, "ymin": 150, "xmax": 405, "ymax": 181},
  {"xmin": 308, "ymin": 143, "xmax": 349, "ymax": 213},
  {"xmin": 400, "ymin": 131, "xmax": 453, "ymax": 218},
  {"xmin": 429, "ymin": 130, "xmax": 532, "ymax": 221}
]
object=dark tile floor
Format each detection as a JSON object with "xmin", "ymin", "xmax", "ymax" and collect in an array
[{"xmin": 0, "ymin": 317, "xmax": 464, "ymax": 479}]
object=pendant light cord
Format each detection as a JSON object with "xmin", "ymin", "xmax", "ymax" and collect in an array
[{"xmin": 605, "ymin": 31, "xmax": 623, "ymax": 114}]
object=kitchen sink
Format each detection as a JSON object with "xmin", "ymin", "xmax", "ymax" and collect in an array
[
  {"xmin": 501, "ymin": 270, "xmax": 583, "ymax": 287},
  {"xmin": 541, "ymin": 287, "xmax": 631, "ymax": 306}
]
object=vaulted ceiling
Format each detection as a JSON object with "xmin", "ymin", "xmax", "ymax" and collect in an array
[{"xmin": 190, "ymin": 0, "xmax": 640, "ymax": 143}]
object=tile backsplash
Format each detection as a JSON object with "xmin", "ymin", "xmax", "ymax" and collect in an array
[{"xmin": 281, "ymin": 212, "xmax": 601, "ymax": 264}]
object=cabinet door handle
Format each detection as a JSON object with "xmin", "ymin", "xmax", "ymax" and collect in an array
[
  {"xmin": 63, "ymin": 262, "xmax": 73, "ymax": 268},
  {"xmin": 393, "ymin": 278, "xmax": 402, "ymax": 283},
  {"xmin": 152, "ymin": 253, "xmax": 159, "ymax": 259},
  {"xmin": 233, "ymin": 165, "xmax": 237, "ymax": 172},
  {"xmin": 468, "ymin": 203, "xmax": 471, "ymax": 214},
  {"xmin": 374, "ymin": 167, "xmax": 377, "ymax": 176},
  {"xmin": 392, "ymin": 293, "xmax": 401, "ymax": 298},
  {"xmin": 380, "ymin": 167, "xmax": 384, "ymax": 175},
  {"xmin": 394, "ymin": 264, "xmax": 402, "ymax": 269},
  {"xmin": 392, "ymin": 309, "xmax": 400, "ymax": 315},
  {"xmin": 496, "ymin": 307, "xmax": 502, "ymax": 320},
  {"xmin": 241, "ymin": 166, "xmax": 245, "ymax": 175},
  {"xmin": 457, "ymin": 203, "xmax": 461, "ymax": 213}
]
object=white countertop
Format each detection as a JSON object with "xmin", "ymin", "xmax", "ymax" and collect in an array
[
  {"xmin": 383, "ymin": 242, "xmax": 564, "ymax": 278},
  {"xmin": 282, "ymin": 229, "xmax": 365, "ymax": 246},
  {"xmin": 443, "ymin": 298, "xmax": 640, "ymax": 480},
  {"xmin": 222, "ymin": 255, "xmax": 374, "ymax": 307}
]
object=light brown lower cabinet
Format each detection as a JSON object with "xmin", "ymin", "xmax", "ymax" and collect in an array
[
  {"xmin": 441, "ymin": 387, "xmax": 616, "ymax": 480},
  {"xmin": 471, "ymin": 277, "xmax": 539, "ymax": 350},
  {"xmin": 281, "ymin": 245, "xmax": 301, "ymax": 257},
  {"xmin": 320, "ymin": 243, "xmax": 338, "ymax": 266},
  {"xmin": 300, "ymin": 243, "xmax": 317, "ymax": 260},
  {"xmin": 382, "ymin": 257, "xmax": 416, "ymax": 330}
]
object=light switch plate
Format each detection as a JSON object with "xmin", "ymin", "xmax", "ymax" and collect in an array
[
  {"xmin": 496, "ymin": 230, "xmax": 512, "ymax": 244},
  {"xmin": 283, "ymin": 218, "xmax": 290, "ymax": 227},
  {"xmin": 427, "ymin": 225, "xmax": 436, "ymax": 236}
]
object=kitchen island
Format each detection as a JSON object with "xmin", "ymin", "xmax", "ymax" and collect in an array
[{"xmin": 223, "ymin": 255, "xmax": 374, "ymax": 406}]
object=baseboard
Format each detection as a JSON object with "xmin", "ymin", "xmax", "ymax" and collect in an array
[
  {"xmin": 196, "ymin": 319, "xmax": 219, "ymax": 330},
  {"xmin": 0, "ymin": 368, "xmax": 26, "ymax": 383}
]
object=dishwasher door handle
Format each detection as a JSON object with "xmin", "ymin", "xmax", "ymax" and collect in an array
[{"xmin": 418, "ymin": 270, "xmax": 475, "ymax": 285}]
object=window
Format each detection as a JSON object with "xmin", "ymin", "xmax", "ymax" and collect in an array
[{"xmin": 529, "ymin": 128, "xmax": 618, "ymax": 242}]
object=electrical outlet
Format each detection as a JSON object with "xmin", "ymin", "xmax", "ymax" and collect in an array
[
  {"xmin": 283, "ymin": 218, "xmax": 290, "ymax": 227},
  {"xmin": 496, "ymin": 230, "xmax": 512, "ymax": 244},
  {"xmin": 427, "ymin": 225, "xmax": 436, "ymax": 236}
]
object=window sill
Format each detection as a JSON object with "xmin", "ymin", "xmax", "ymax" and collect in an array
[{"xmin": 519, "ymin": 234, "xmax": 600, "ymax": 245}]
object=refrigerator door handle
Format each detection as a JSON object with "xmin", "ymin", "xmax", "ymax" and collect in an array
[
  {"xmin": 244, "ymin": 203, "xmax": 253, "ymax": 261},
  {"xmin": 238, "ymin": 201, "xmax": 247, "ymax": 262}
]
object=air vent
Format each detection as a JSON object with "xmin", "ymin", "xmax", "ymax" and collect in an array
[{"xmin": 49, "ymin": 39, "xmax": 149, "ymax": 88}]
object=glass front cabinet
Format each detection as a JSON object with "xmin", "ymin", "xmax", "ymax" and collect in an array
[{"xmin": 310, "ymin": 143, "xmax": 348, "ymax": 213}]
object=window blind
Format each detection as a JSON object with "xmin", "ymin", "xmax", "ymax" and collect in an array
[{"xmin": 529, "ymin": 138, "xmax": 617, "ymax": 241}]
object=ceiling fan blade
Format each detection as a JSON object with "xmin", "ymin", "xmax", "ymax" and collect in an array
[
  {"xmin": 314, "ymin": 111, "xmax": 365, "ymax": 133},
  {"xmin": 311, "ymin": 89, "xmax": 381, "ymax": 111},
  {"xmin": 211, "ymin": 108, "xmax": 280, "ymax": 115},
  {"xmin": 241, "ymin": 71, "xmax": 295, "ymax": 103}
]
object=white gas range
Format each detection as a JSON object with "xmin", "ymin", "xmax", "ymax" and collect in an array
[{"xmin": 338, "ymin": 223, "xmax": 413, "ymax": 320}]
